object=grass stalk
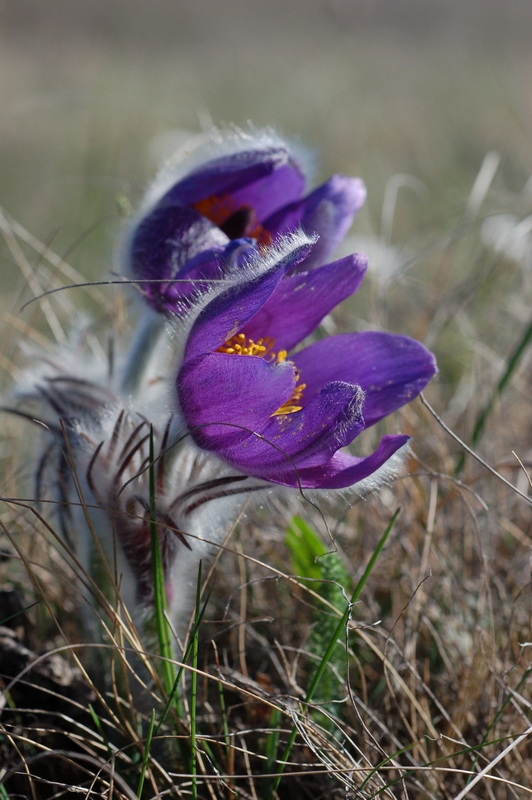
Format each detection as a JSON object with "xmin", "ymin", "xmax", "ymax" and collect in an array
[
  {"xmin": 88, "ymin": 704, "xmax": 113, "ymax": 759},
  {"xmin": 148, "ymin": 426, "xmax": 177, "ymax": 698},
  {"xmin": 456, "ymin": 316, "xmax": 532, "ymax": 474},
  {"xmin": 190, "ymin": 561, "xmax": 202, "ymax": 800},
  {"xmin": 154, "ymin": 584, "xmax": 213, "ymax": 738},
  {"xmin": 136, "ymin": 708, "xmax": 156, "ymax": 798}
]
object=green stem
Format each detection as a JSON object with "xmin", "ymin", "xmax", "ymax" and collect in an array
[
  {"xmin": 190, "ymin": 561, "xmax": 202, "ymax": 800},
  {"xmin": 121, "ymin": 310, "xmax": 165, "ymax": 394},
  {"xmin": 137, "ymin": 708, "xmax": 156, "ymax": 797},
  {"xmin": 148, "ymin": 426, "xmax": 176, "ymax": 696}
]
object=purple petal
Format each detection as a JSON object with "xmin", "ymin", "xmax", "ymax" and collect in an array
[
  {"xmin": 163, "ymin": 148, "xmax": 305, "ymax": 218},
  {"xmin": 292, "ymin": 332, "xmax": 437, "ymax": 426},
  {"xmin": 218, "ymin": 382, "xmax": 365, "ymax": 476},
  {"xmin": 178, "ymin": 352, "xmax": 295, "ymax": 451},
  {"xmin": 184, "ymin": 237, "xmax": 313, "ymax": 361},
  {"xmin": 265, "ymin": 175, "xmax": 367, "ymax": 268},
  {"xmin": 229, "ymin": 163, "xmax": 306, "ymax": 221},
  {"xmin": 150, "ymin": 239, "xmax": 257, "ymax": 313},
  {"xmin": 241, "ymin": 253, "xmax": 368, "ymax": 352},
  {"xmin": 130, "ymin": 205, "xmax": 229, "ymax": 283},
  {"xmin": 158, "ymin": 249, "xmax": 225, "ymax": 310},
  {"xmin": 271, "ymin": 434, "xmax": 410, "ymax": 489},
  {"xmin": 175, "ymin": 238, "xmax": 257, "ymax": 280}
]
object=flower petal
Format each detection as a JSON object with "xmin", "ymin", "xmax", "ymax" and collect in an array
[
  {"xmin": 292, "ymin": 332, "xmax": 437, "ymax": 426},
  {"xmin": 184, "ymin": 234, "xmax": 313, "ymax": 361},
  {"xmin": 157, "ymin": 249, "xmax": 225, "ymax": 311},
  {"xmin": 163, "ymin": 148, "xmax": 305, "ymax": 219},
  {"xmin": 265, "ymin": 175, "xmax": 367, "ymax": 268},
  {"xmin": 229, "ymin": 162, "xmax": 306, "ymax": 221},
  {"xmin": 142, "ymin": 239, "xmax": 258, "ymax": 313},
  {"xmin": 130, "ymin": 204, "xmax": 228, "ymax": 282},
  {"xmin": 240, "ymin": 253, "xmax": 367, "ymax": 352},
  {"xmin": 218, "ymin": 382, "xmax": 365, "ymax": 477},
  {"xmin": 178, "ymin": 351, "xmax": 296, "ymax": 451},
  {"xmin": 271, "ymin": 434, "xmax": 410, "ymax": 488}
]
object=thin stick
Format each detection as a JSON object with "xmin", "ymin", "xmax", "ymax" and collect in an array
[
  {"xmin": 453, "ymin": 723, "xmax": 532, "ymax": 800},
  {"xmin": 420, "ymin": 394, "xmax": 531, "ymax": 506}
]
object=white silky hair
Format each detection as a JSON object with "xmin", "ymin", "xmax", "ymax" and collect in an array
[
  {"xmin": 68, "ymin": 408, "xmax": 261, "ymax": 649},
  {"xmin": 347, "ymin": 441, "xmax": 411, "ymax": 498}
]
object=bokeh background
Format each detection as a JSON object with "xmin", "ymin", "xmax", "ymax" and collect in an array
[{"xmin": 1, "ymin": 0, "xmax": 531, "ymax": 293}]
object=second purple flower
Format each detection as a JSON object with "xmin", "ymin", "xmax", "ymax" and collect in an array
[{"xmin": 125, "ymin": 127, "xmax": 366, "ymax": 314}]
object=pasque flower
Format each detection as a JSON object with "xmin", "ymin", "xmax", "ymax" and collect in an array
[
  {"xmin": 176, "ymin": 231, "xmax": 437, "ymax": 489},
  {"xmin": 126, "ymin": 127, "xmax": 366, "ymax": 313},
  {"xmin": 6, "ymin": 229, "xmax": 435, "ymax": 641},
  {"xmin": 4, "ymin": 128, "xmax": 436, "ymax": 645}
]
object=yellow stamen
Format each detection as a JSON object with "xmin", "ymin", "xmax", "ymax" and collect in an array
[
  {"xmin": 271, "ymin": 381, "xmax": 306, "ymax": 417},
  {"xmin": 218, "ymin": 332, "xmax": 275, "ymax": 358},
  {"xmin": 217, "ymin": 332, "xmax": 305, "ymax": 416}
]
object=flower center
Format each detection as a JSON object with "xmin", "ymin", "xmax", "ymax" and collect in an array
[
  {"xmin": 193, "ymin": 194, "xmax": 272, "ymax": 245},
  {"xmin": 218, "ymin": 332, "xmax": 286, "ymax": 361},
  {"xmin": 217, "ymin": 332, "xmax": 305, "ymax": 416}
]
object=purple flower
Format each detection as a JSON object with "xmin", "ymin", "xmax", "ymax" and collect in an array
[
  {"xmin": 126, "ymin": 128, "xmax": 366, "ymax": 313},
  {"xmin": 176, "ymin": 232, "xmax": 437, "ymax": 490}
]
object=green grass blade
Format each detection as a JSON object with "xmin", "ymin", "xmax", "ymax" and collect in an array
[
  {"xmin": 217, "ymin": 673, "xmax": 231, "ymax": 763},
  {"xmin": 136, "ymin": 708, "xmax": 156, "ymax": 798},
  {"xmin": 148, "ymin": 425, "xmax": 177, "ymax": 697},
  {"xmin": 262, "ymin": 706, "xmax": 282, "ymax": 800},
  {"xmin": 305, "ymin": 506, "xmax": 400, "ymax": 705},
  {"xmin": 464, "ymin": 664, "xmax": 532, "ymax": 787},
  {"xmin": 0, "ymin": 599, "xmax": 39, "ymax": 627},
  {"xmin": 456, "ymin": 316, "xmax": 532, "ymax": 474},
  {"xmin": 190, "ymin": 560, "xmax": 202, "ymax": 800},
  {"xmin": 366, "ymin": 734, "xmax": 517, "ymax": 797},
  {"xmin": 350, "ymin": 507, "xmax": 400, "ymax": 606},
  {"xmin": 269, "ymin": 508, "xmax": 400, "ymax": 798},
  {"xmin": 154, "ymin": 584, "xmax": 213, "ymax": 737},
  {"xmin": 88, "ymin": 703, "xmax": 112, "ymax": 758}
]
